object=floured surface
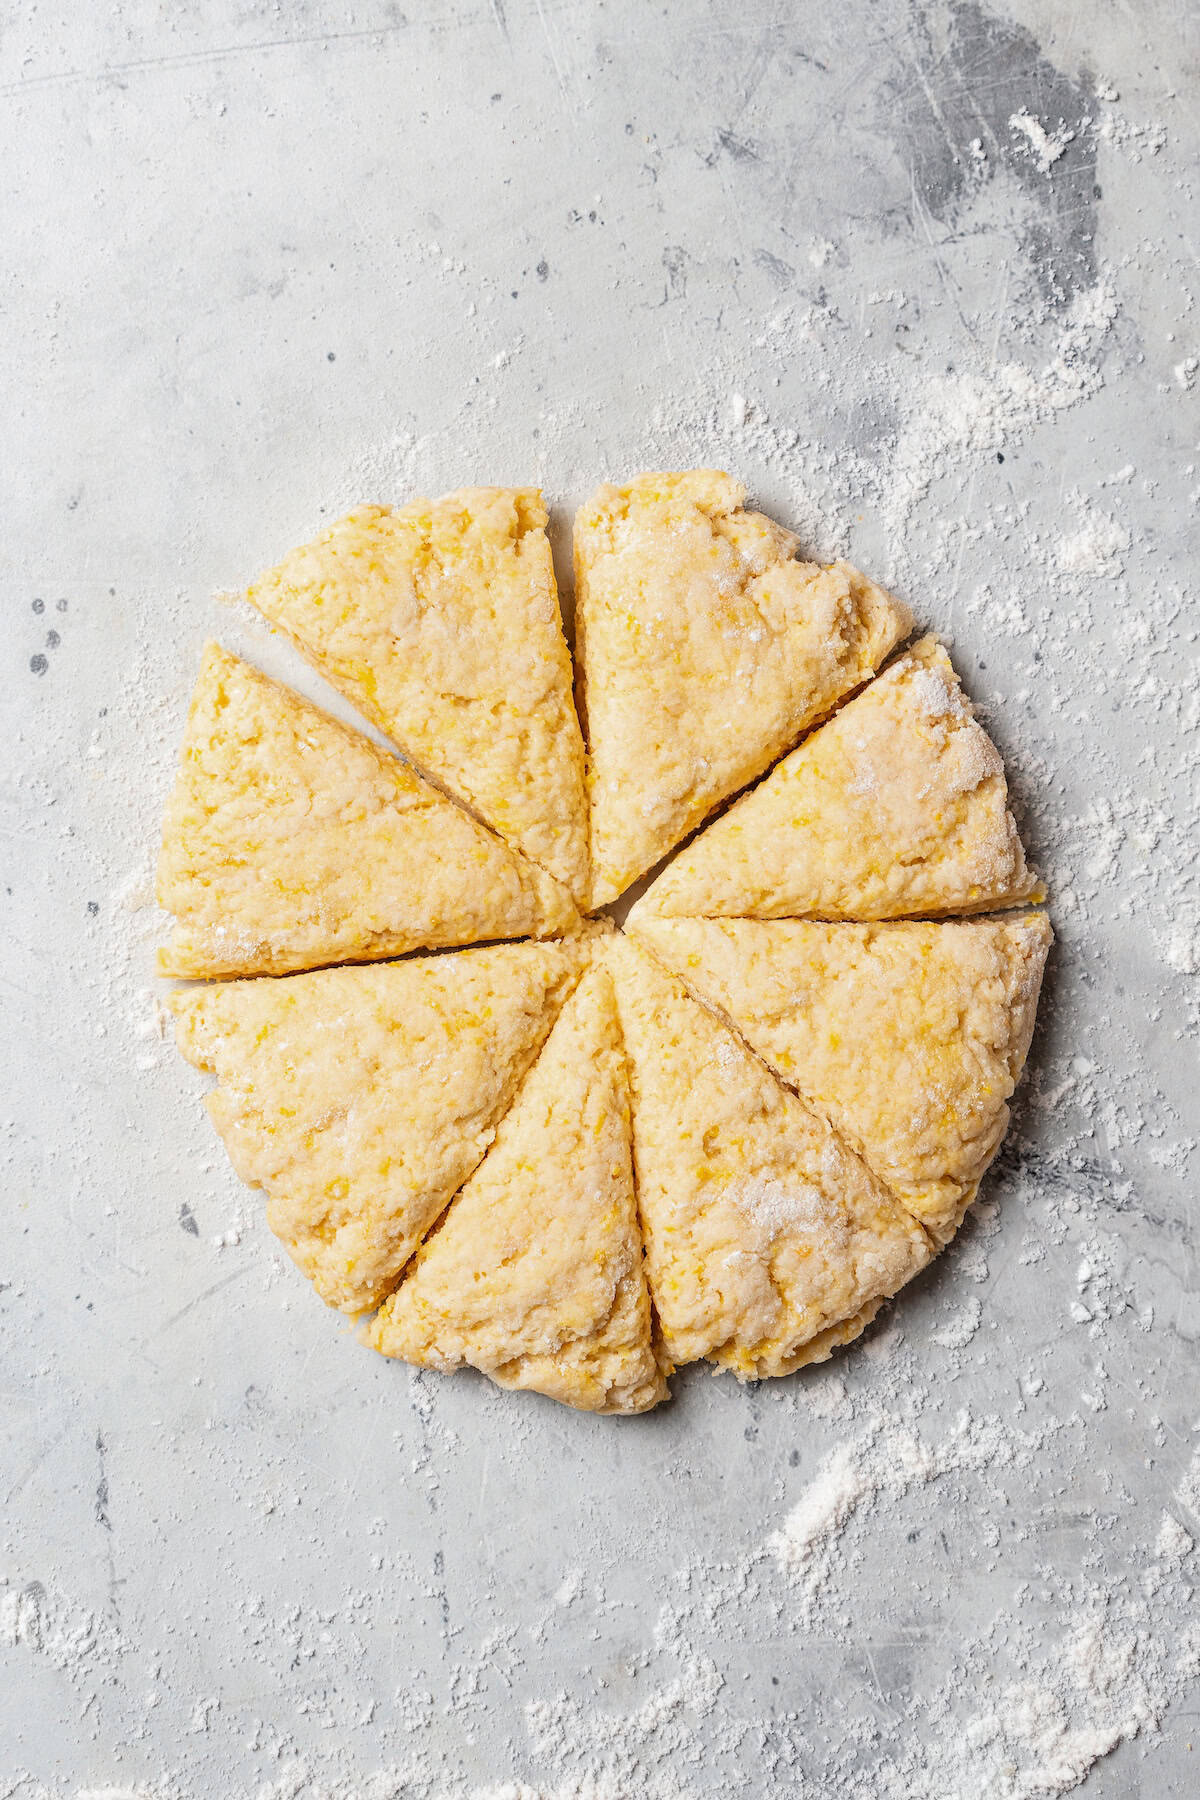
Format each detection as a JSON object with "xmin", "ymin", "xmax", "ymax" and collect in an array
[
  {"xmin": 157, "ymin": 643, "xmax": 576, "ymax": 976},
  {"xmin": 574, "ymin": 469, "xmax": 910, "ymax": 903},
  {"xmin": 370, "ymin": 963, "xmax": 667, "ymax": 1414},
  {"xmin": 4, "ymin": 2, "xmax": 1198, "ymax": 1796},
  {"xmin": 631, "ymin": 914, "xmax": 1053, "ymax": 1245},
  {"xmin": 639, "ymin": 636, "xmax": 1043, "ymax": 922}
]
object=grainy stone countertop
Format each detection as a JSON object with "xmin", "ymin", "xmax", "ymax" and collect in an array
[{"xmin": 2, "ymin": 4, "xmax": 1197, "ymax": 1795}]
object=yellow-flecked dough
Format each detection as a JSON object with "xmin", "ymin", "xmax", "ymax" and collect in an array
[
  {"xmin": 157, "ymin": 644, "xmax": 577, "ymax": 978},
  {"xmin": 370, "ymin": 963, "xmax": 667, "ymax": 1414},
  {"xmin": 246, "ymin": 488, "xmax": 590, "ymax": 902},
  {"xmin": 638, "ymin": 636, "xmax": 1042, "ymax": 922},
  {"xmin": 574, "ymin": 470, "xmax": 912, "ymax": 905},
  {"xmin": 629, "ymin": 914, "xmax": 1052, "ymax": 1245},
  {"xmin": 605, "ymin": 934, "xmax": 932, "ymax": 1379},
  {"xmin": 169, "ymin": 939, "xmax": 588, "ymax": 1314}
]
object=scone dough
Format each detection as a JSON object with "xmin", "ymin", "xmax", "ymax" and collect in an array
[
  {"xmin": 157, "ymin": 644, "xmax": 577, "ymax": 979},
  {"xmin": 574, "ymin": 470, "xmax": 912, "ymax": 905},
  {"xmin": 169, "ymin": 940, "xmax": 587, "ymax": 1314},
  {"xmin": 628, "ymin": 914, "xmax": 1052, "ymax": 1245},
  {"xmin": 246, "ymin": 488, "xmax": 590, "ymax": 902},
  {"xmin": 638, "ymin": 635, "xmax": 1042, "ymax": 922},
  {"xmin": 606, "ymin": 934, "xmax": 932, "ymax": 1378},
  {"xmin": 161, "ymin": 470, "xmax": 1053, "ymax": 1413},
  {"xmin": 370, "ymin": 963, "xmax": 667, "ymax": 1415}
]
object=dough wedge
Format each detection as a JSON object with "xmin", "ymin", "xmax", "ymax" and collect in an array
[
  {"xmin": 370, "ymin": 963, "xmax": 667, "ymax": 1414},
  {"xmin": 246, "ymin": 488, "xmax": 589, "ymax": 902},
  {"xmin": 157, "ymin": 644, "xmax": 577, "ymax": 979},
  {"xmin": 169, "ymin": 939, "xmax": 587, "ymax": 1314},
  {"xmin": 604, "ymin": 934, "xmax": 933, "ymax": 1379},
  {"xmin": 639, "ymin": 636, "xmax": 1042, "ymax": 921},
  {"xmin": 574, "ymin": 470, "xmax": 912, "ymax": 905},
  {"xmin": 628, "ymin": 914, "xmax": 1052, "ymax": 1245}
]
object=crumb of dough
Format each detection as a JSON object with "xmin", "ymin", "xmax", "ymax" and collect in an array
[
  {"xmin": 369, "ymin": 963, "xmax": 668, "ymax": 1414},
  {"xmin": 168, "ymin": 938, "xmax": 588, "ymax": 1314},
  {"xmin": 574, "ymin": 469, "xmax": 912, "ymax": 906},
  {"xmin": 605, "ymin": 933, "xmax": 932, "ymax": 1378},
  {"xmin": 628, "ymin": 913, "xmax": 1052, "ymax": 1246},
  {"xmin": 245, "ymin": 487, "xmax": 590, "ymax": 903},
  {"xmin": 636, "ymin": 635, "xmax": 1043, "ymax": 922},
  {"xmin": 157, "ymin": 643, "xmax": 577, "ymax": 978}
]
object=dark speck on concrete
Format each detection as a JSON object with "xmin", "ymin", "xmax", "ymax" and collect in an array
[
  {"xmin": 997, "ymin": 452, "xmax": 1005, "ymax": 462},
  {"xmin": 711, "ymin": 127, "xmax": 760, "ymax": 165},
  {"xmin": 327, "ymin": 351, "xmax": 336, "ymax": 361},
  {"xmin": 788, "ymin": 1448, "xmax": 801, "ymax": 1466},
  {"xmin": 536, "ymin": 259, "xmax": 549, "ymax": 281},
  {"xmin": 46, "ymin": 630, "xmax": 60, "ymax": 649},
  {"xmin": 95, "ymin": 1431, "xmax": 110, "ymax": 1530},
  {"xmin": 32, "ymin": 597, "xmax": 44, "ymax": 614},
  {"xmin": 57, "ymin": 597, "xmax": 68, "ymax": 612},
  {"xmin": 754, "ymin": 248, "xmax": 795, "ymax": 289},
  {"xmin": 663, "ymin": 244, "xmax": 688, "ymax": 301},
  {"xmin": 30, "ymin": 654, "xmax": 47, "ymax": 676},
  {"xmin": 87, "ymin": 900, "xmax": 99, "ymax": 916},
  {"xmin": 180, "ymin": 1204, "xmax": 199, "ymax": 1237}
]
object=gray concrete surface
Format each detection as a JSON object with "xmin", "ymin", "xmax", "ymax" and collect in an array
[{"xmin": 2, "ymin": 3, "xmax": 1198, "ymax": 1795}]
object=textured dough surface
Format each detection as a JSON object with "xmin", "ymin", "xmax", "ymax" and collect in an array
[
  {"xmin": 574, "ymin": 470, "xmax": 913, "ymax": 905},
  {"xmin": 638, "ymin": 635, "xmax": 1042, "ymax": 922},
  {"xmin": 169, "ymin": 940, "xmax": 586, "ymax": 1314},
  {"xmin": 157, "ymin": 644, "xmax": 577, "ymax": 978},
  {"xmin": 605, "ymin": 934, "xmax": 932, "ymax": 1378},
  {"xmin": 246, "ymin": 488, "xmax": 589, "ymax": 902},
  {"xmin": 629, "ymin": 914, "xmax": 1052, "ymax": 1245},
  {"xmin": 370, "ymin": 964, "xmax": 667, "ymax": 1414}
]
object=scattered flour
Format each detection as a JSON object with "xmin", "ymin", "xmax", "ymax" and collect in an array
[
  {"xmin": 1008, "ymin": 108, "xmax": 1075, "ymax": 174},
  {"xmin": 727, "ymin": 1174, "xmax": 831, "ymax": 1238},
  {"xmin": 1055, "ymin": 496, "xmax": 1132, "ymax": 575},
  {"xmin": 6, "ymin": 22, "xmax": 1197, "ymax": 1800},
  {"xmin": 931, "ymin": 1295, "xmax": 984, "ymax": 1349}
]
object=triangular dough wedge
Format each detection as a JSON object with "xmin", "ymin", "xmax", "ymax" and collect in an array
[
  {"xmin": 157, "ymin": 644, "xmax": 577, "ymax": 979},
  {"xmin": 246, "ymin": 488, "xmax": 589, "ymax": 902},
  {"xmin": 369, "ymin": 964, "xmax": 667, "ymax": 1414},
  {"xmin": 574, "ymin": 470, "xmax": 912, "ymax": 905},
  {"xmin": 604, "ymin": 935, "xmax": 932, "ymax": 1379},
  {"xmin": 169, "ymin": 939, "xmax": 587, "ymax": 1314},
  {"xmin": 628, "ymin": 915, "xmax": 1052, "ymax": 1246},
  {"xmin": 637, "ymin": 636, "xmax": 1042, "ymax": 922}
]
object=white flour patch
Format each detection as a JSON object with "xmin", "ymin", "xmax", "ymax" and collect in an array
[
  {"xmin": 931, "ymin": 1296, "xmax": 983, "ymax": 1349},
  {"xmin": 1055, "ymin": 496, "xmax": 1131, "ymax": 575},
  {"xmin": 727, "ymin": 1173, "xmax": 831, "ymax": 1238},
  {"xmin": 1008, "ymin": 108, "xmax": 1075, "ymax": 173}
]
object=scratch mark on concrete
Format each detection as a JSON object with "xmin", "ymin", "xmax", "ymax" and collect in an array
[
  {"xmin": 3, "ymin": 1421, "xmax": 74, "ymax": 1506},
  {"xmin": 533, "ymin": 0, "xmax": 568, "ymax": 103},
  {"xmin": 0, "ymin": 22, "xmax": 415, "ymax": 100},
  {"xmin": 150, "ymin": 1263, "xmax": 254, "ymax": 1339},
  {"xmin": 706, "ymin": 127, "xmax": 762, "ymax": 167},
  {"xmin": 908, "ymin": 164, "xmax": 977, "ymax": 346},
  {"xmin": 95, "ymin": 1430, "xmax": 111, "ymax": 1530}
]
